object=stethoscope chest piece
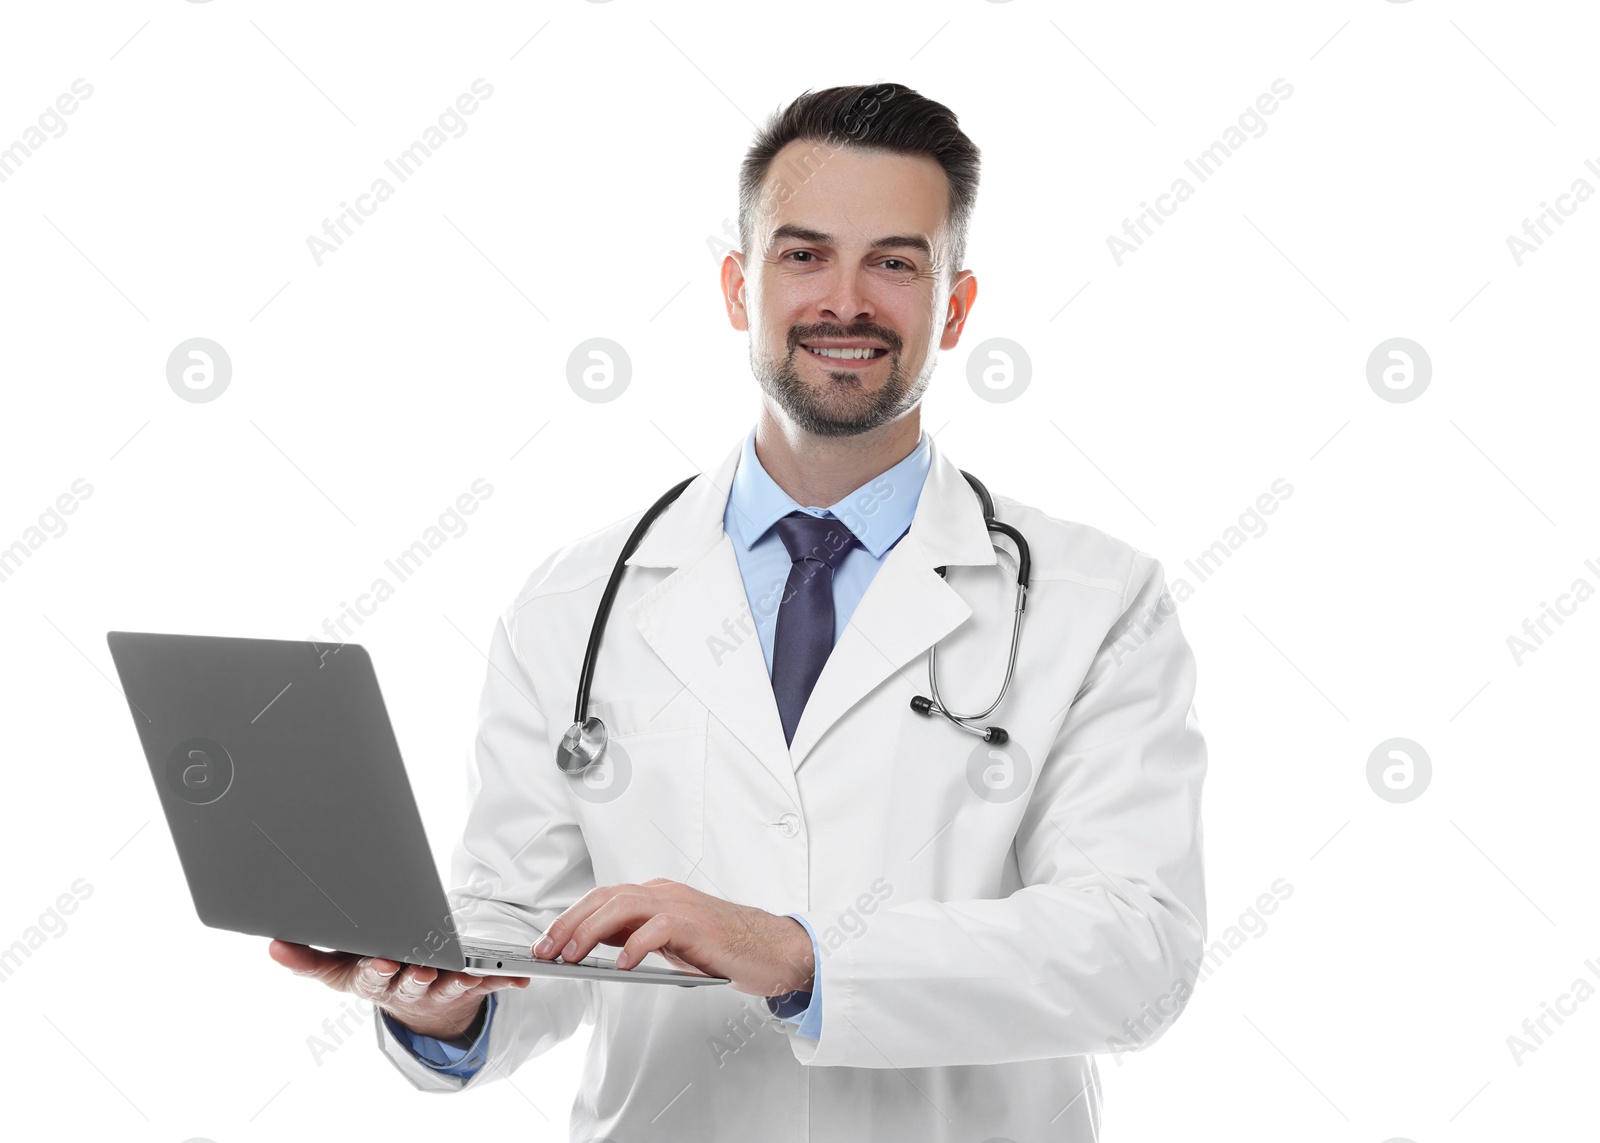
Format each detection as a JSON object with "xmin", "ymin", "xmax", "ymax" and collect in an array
[{"xmin": 557, "ymin": 716, "xmax": 608, "ymax": 774}]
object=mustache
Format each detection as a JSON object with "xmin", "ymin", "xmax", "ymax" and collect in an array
[{"xmin": 789, "ymin": 326, "xmax": 902, "ymax": 352}]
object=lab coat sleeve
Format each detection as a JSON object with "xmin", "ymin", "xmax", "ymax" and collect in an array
[
  {"xmin": 374, "ymin": 601, "xmax": 599, "ymax": 1092},
  {"xmin": 784, "ymin": 552, "xmax": 1207, "ymax": 1069}
]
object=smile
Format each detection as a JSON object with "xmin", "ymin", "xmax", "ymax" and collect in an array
[{"xmin": 802, "ymin": 345, "xmax": 889, "ymax": 362}]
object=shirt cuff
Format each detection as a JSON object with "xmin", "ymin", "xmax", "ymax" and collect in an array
[
  {"xmin": 382, "ymin": 990, "xmax": 497, "ymax": 1077},
  {"xmin": 764, "ymin": 913, "xmax": 822, "ymax": 1040}
]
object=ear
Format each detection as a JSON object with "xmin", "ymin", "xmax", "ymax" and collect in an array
[
  {"xmin": 939, "ymin": 269, "xmax": 979, "ymax": 350},
  {"xmin": 723, "ymin": 252, "xmax": 750, "ymax": 332}
]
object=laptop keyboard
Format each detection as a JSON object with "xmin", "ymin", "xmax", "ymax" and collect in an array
[{"xmin": 460, "ymin": 940, "xmax": 610, "ymax": 968}]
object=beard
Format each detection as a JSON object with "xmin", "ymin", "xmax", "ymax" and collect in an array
[{"xmin": 752, "ymin": 329, "xmax": 932, "ymax": 438}]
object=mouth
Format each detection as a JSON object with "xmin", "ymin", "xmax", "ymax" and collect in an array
[{"xmin": 800, "ymin": 343, "xmax": 890, "ymax": 367}]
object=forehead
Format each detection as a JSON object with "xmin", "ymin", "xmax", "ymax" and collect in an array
[{"xmin": 756, "ymin": 139, "xmax": 950, "ymax": 247}]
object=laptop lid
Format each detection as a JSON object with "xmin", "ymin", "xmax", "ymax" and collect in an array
[{"xmin": 106, "ymin": 631, "xmax": 468, "ymax": 972}]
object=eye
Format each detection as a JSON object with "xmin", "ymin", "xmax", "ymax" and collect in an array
[
  {"xmin": 880, "ymin": 258, "xmax": 914, "ymax": 272},
  {"xmin": 784, "ymin": 250, "xmax": 817, "ymax": 264}
]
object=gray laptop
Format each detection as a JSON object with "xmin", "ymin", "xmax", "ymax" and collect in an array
[{"xmin": 106, "ymin": 631, "xmax": 727, "ymax": 988}]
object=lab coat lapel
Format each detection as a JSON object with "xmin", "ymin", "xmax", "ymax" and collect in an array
[
  {"xmin": 626, "ymin": 440, "xmax": 797, "ymax": 802},
  {"xmin": 786, "ymin": 435, "xmax": 996, "ymax": 770},
  {"xmin": 623, "ymin": 433, "xmax": 997, "ymax": 795}
]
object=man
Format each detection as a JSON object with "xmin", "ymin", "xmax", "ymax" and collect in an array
[{"xmin": 272, "ymin": 82, "xmax": 1208, "ymax": 1141}]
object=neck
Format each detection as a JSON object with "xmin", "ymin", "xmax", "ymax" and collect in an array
[{"xmin": 753, "ymin": 405, "xmax": 922, "ymax": 509}]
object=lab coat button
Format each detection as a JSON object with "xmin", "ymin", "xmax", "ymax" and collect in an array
[{"xmin": 776, "ymin": 813, "xmax": 800, "ymax": 838}]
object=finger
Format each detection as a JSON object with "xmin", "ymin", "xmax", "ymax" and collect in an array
[
  {"xmin": 534, "ymin": 884, "xmax": 631, "ymax": 959},
  {"xmin": 428, "ymin": 972, "xmax": 484, "ymax": 1002},
  {"xmin": 614, "ymin": 912, "xmax": 690, "ymax": 972},
  {"xmin": 563, "ymin": 893, "xmax": 660, "ymax": 965},
  {"xmin": 533, "ymin": 885, "xmax": 631, "ymax": 959},
  {"xmin": 388, "ymin": 964, "xmax": 439, "ymax": 1005},
  {"xmin": 349, "ymin": 956, "xmax": 406, "ymax": 999}
]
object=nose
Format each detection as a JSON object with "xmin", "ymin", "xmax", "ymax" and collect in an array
[{"xmin": 816, "ymin": 266, "xmax": 875, "ymax": 329}]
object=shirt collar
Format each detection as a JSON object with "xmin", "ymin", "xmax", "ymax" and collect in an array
[{"xmin": 726, "ymin": 425, "xmax": 932, "ymax": 559}]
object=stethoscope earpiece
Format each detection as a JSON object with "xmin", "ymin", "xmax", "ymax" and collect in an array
[
  {"xmin": 907, "ymin": 470, "xmax": 1029, "ymax": 748},
  {"xmin": 908, "ymin": 695, "xmax": 1009, "ymax": 744}
]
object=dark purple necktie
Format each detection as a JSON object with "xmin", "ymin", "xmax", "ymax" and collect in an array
[{"xmin": 771, "ymin": 511, "xmax": 861, "ymax": 747}]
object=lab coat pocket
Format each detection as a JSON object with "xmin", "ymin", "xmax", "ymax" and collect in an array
[{"xmin": 567, "ymin": 691, "xmax": 707, "ymax": 886}]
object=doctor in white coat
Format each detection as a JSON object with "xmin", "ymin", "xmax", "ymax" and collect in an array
[{"xmin": 273, "ymin": 81, "xmax": 1208, "ymax": 1142}]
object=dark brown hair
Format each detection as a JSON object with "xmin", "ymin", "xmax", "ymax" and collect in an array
[{"xmin": 738, "ymin": 82, "xmax": 981, "ymax": 280}]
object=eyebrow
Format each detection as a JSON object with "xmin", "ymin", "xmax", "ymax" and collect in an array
[{"xmin": 767, "ymin": 223, "xmax": 932, "ymax": 260}]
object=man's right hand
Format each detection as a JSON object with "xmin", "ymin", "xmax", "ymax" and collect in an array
[{"xmin": 268, "ymin": 939, "xmax": 529, "ymax": 1044}]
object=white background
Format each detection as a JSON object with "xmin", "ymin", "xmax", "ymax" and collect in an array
[{"xmin": 1, "ymin": 1, "xmax": 1596, "ymax": 1140}]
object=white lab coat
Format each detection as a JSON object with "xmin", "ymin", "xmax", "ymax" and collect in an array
[{"xmin": 374, "ymin": 432, "xmax": 1209, "ymax": 1142}]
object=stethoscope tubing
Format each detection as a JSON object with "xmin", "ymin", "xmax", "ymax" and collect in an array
[
  {"xmin": 558, "ymin": 467, "xmax": 1031, "ymax": 773},
  {"xmin": 570, "ymin": 475, "xmax": 696, "ymax": 727}
]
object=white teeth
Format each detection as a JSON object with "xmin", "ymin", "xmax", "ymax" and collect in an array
[{"xmin": 806, "ymin": 345, "xmax": 884, "ymax": 360}]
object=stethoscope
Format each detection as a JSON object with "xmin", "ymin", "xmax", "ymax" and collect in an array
[{"xmin": 556, "ymin": 469, "xmax": 1031, "ymax": 775}]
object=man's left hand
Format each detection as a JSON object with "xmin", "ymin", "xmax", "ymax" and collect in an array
[{"xmin": 530, "ymin": 878, "xmax": 814, "ymax": 997}]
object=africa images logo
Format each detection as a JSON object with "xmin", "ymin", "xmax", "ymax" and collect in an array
[{"xmin": 165, "ymin": 737, "xmax": 235, "ymax": 805}]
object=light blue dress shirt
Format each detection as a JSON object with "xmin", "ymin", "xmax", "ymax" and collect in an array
[
  {"xmin": 388, "ymin": 425, "xmax": 932, "ymax": 1075},
  {"xmin": 383, "ymin": 990, "xmax": 497, "ymax": 1077}
]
